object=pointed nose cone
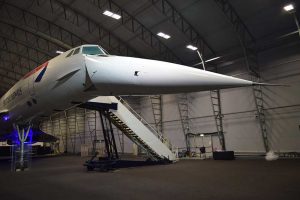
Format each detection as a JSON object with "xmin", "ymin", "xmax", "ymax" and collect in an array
[
  {"xmin": 85, "ymin": 56, "xmax": 254, "ymax": 95},
  {"xmin": 135, "ymin": 62, "xmax": 254, "ymax": 93}
]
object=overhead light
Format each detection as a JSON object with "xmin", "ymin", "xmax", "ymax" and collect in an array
[
  {"xmin": 112, "ymin": 14, "xmax": 121, "ymax": 20},
  {"xmin": 157, "ymin": 32, "xmax": 171, "ymax": 39},
  {"xmin": 200, "ymin": 134, "xmax": 204, "ymax": 137},
  {"xmin": 56, "ymin": 50, "xmax": 64, "ymax": 54},
  {"xmin": 186, "ymin": 45, "xmax": 198, "ymax": 51},
  {"xmin": 283, "ymin": 4, "xmax": 294, "ymax": 12},
  {"xmin": 103, "ymin": 10, "xmax": 121, "ymax": 20},
  {"xmin": 103, "ymin": 10, "xmax": 113, "ymax": 16}
]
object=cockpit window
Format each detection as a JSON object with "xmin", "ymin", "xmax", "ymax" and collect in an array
[
  {"xmin": 66, "ymin": 50, "xmax": 74, "ymax": 57},
  {"xmin": 82, "ymin": 46, "xmax": 105, "ymax": 55},
  {"xmin": 73, "ymin": 48, "xmax": 80, "ymax": 55}
]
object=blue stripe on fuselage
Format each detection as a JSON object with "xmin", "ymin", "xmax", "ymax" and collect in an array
[{"xmin": 35, "ymin": 66, "xmax": 47, "ymax": 82}]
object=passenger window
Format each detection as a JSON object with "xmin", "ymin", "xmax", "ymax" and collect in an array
[
  {"xmin": 73, "ymin": 48, "xmax": 80, "ymax": 55},
  {"xmin": 66, "ymin": 50, "xmax": 74, "ymax": 57}
]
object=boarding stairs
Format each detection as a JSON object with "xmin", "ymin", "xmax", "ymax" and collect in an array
[{"xmin": 88, "ymin": 96, "xmax": 176, "ymax": 161}]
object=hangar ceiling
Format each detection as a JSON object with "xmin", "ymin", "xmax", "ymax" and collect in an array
[{"xmin": 0, "ymin": 0, "xmax": 299, "ymax": 96}]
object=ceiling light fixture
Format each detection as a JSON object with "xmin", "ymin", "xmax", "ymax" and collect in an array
[
  {"xmin": 56, "ymin": 51, "xmax": 64, "ymax": 54},
  {"xmin": 283, "ymin": 3, "xmax": 300, "ymax": 38},
  {"xmin": 186, "ymin": 45, "xmax": 198, "ymax": 51},
  {"xmin": 103, "ymin": 10, "xmax": 121, "ymax": 20},
  {"xmin": 157, "ymin": 32, "xmax": 171, "ymax": 39},
  {"xmin": 283, "ymin": 4, "xmax": 294, "ymax": 12}
]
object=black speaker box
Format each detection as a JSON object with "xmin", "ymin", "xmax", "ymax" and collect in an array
[{"xmin": 213, "ymin": 151, "xmax": 235, "ymax": 160}]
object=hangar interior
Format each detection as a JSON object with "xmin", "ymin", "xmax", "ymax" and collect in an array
[{"xmin": 0, "ymin": 0, "xmax": 300, "ymax": 199}]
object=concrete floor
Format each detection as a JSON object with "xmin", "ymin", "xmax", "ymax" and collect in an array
[{"xmin": 0, "ymin": 156, "xmax": 299, "ymax": 200}]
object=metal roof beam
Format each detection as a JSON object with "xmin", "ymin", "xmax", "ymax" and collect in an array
[
  {"xmin": 0, "ymin": 35, "xmax": 52, "ymax": 64},
  {"xmin": 0, "ymin": 83, "xmax": 12, "ymax": 92},
  {"xmin": 0, "ymin": 50, "xmax": 30, "ymax": 73},
  {"xmin": 32, "ymin": 0, "xmax": 141, "ymax": 57},
  {"xmin": 0, "ymin": 79, "xmax": 14, "ymax": 87},
  {"xmin": 214, "ymin": 0, "xmax": 255, "ymax": 44},
  {"xmin": 0, "ymin": 74, "xmax": 15, "ymax": 86},
  {"xmin": 0, "ymin": 23, "xmax": 62, "ymax": 62},
  {"xmin": 1, "ymin": 2, "xmax": 87, "ymax": 49},
  {"xmin": 91, "ymin": 0, "xmax": 183, "ymax": 64},
  {"xmin": 0, "ymin": 35, "xmax": 52, "ymax": 57},
  {"xmin": 0, "ymin": 59, "xmax": 27, "ymax": 77},
  {"xmin": 149, "ymin": 0, "xmax": 216, "ymax": 58},
  {"xmin": 0, "ymin": 69, "xmax": 19, "ymax": 82},
  {"xmin": 0, "ymin": 47, "xmax": 40, "ymax": 65},
  {"xmin": 0, "ymin": 86, "xmax": 10, "ymax": 93},
  {"xmin": 214, "ymin": 0, "xmax": 259, "ymax": 77},
  {"xmin": 0, "ymin": 19, "xmax": 71, "ymax": 51}
]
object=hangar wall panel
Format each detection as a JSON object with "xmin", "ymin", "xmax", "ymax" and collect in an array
[
  {"xmin": 137, "ymin": 44, "xmax": 300, "ymax": 154},
  {"xmin": 260, "ymin": 43, "xmax": 300, "ymax": 152}
]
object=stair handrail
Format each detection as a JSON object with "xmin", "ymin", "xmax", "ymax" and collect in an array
[{"xmin": 115, "ymin": 96, "xmax": 167, "ymax": 143}]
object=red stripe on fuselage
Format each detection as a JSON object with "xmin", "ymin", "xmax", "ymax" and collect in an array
[{"xmin": 23, "ymin": 61, "xmax": 49, "ymax": 79}]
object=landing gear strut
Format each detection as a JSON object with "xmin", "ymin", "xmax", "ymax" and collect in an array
[{"xmin": 11, "ymin": 124, "xmax": 32, "ymax": 171}]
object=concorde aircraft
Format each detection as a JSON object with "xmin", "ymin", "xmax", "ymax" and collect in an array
[{"xmin": 0, "ymin": 44, "xmax": 273, "ymax": 144}]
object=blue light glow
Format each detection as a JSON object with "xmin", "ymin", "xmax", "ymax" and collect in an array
[
  {"xmin": 2, "ymin": 115, "xmax": 9, "ymax": 121},
  {"xmin": 11, "ymin": 127, "xmax": 33, "ymax": 145},
  {"xmin": 12, "ymin": 129, "xmax": 20, "ymax": 145},
  {"xmin": 24, "ymin": 128, "xmax": 33, "ymax": 144}
]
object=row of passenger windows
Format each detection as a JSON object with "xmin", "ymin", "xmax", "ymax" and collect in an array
[{"xmin": 66, "ymin": 46, "xmax": 106, "ymax": 58}]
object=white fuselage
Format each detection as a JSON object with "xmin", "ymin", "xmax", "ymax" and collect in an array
[{"xmin": 0, "ymin": 45, "xmax": 254, "ymax": 124}]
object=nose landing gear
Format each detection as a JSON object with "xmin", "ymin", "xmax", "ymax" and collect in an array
[{"xmin": 11, "ymin": 124, "xmax": 32, "ymax": 171}]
